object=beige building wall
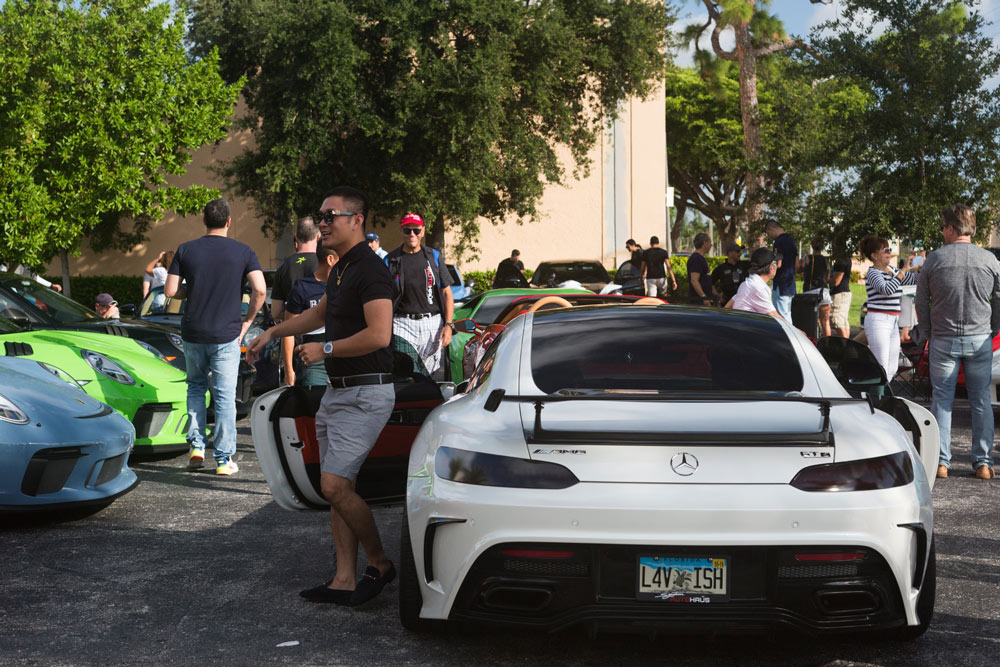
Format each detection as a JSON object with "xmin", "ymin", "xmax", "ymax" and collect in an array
[{"xmin": 50, "ymin": 88, "xmax": 667, "ymax": 278}]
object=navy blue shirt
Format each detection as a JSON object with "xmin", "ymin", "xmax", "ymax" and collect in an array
[
  {"xmin": 324, "ymin": 241, "xmax": 394, "ymax": 377},
  {"xmin": 168, "ymin": 235, "xmax": 262, "ymax": 344},
  {"xmin": 773, "ymin": 233, "xmax": 797, "ymax": 295},
  {"xmin": 285, "ymin": 275, "xmax": 327, "ymax": 316},
  {"xmin": 686, "ymin": 252, "xmax": 713, "ymax": 304}
]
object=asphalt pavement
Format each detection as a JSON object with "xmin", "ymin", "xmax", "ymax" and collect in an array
[{"xmin": 1, "ymin": 401, "xmax": 998, "ymax": 667}]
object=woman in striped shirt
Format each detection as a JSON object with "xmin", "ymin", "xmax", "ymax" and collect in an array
[{"xmin": 860, "ymin": 235, "xmax": 915, "ymax": 379}]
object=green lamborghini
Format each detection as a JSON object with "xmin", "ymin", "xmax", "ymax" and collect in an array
[{"xmin": 0, "ymin": 316, "xmax": 202, "ymax": 454}]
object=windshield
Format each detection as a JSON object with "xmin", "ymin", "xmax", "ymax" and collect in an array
[
  {"xmin": 1, "ymin": 278, "xmax": 97, "ymax": 324},
  {"xmin": 530, "ymin": 308, "xmax": 803, "ymax": 394},
  {"xmin": 531, "ymin": 262, "xmax": 610, "ymax": 286}
]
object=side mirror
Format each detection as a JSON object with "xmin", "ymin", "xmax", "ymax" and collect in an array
[
  {"xmin": 453, "ymin": 318, "xmax": 477, "ymax": 334},
  {"xmin": 438, "ymin": 382, "xmax": 456, "ymax": 400},
  {"xmin": 841, "ymin": 358, "xmax": 885, "ymax": 388},
  {"xmin": 119, "ymin": 304, "xmax": 137, "ymax": 317},
  {"xmin": 456, "ymin": 380, "xmax": 471, "ymax": 394}
]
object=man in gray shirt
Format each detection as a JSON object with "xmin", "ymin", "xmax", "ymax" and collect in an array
[{"xmin": 916, "ymin": 204, "xmax": 1000, "ymax": 480}]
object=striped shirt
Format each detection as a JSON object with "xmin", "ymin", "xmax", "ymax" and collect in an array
[{"xmin": 865, "ymin": 266, "xmax": 917, "ymax": 314}]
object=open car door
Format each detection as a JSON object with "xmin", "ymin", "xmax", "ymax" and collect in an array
[
  {"xmin": 816, "ymin": 336, "xmax": 939, "ymax": 489},
  {"xmin": 251, "ymin": 339, "xmax": 451, "ymax": 509}
]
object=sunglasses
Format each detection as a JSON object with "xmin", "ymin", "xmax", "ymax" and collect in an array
[
  {"xmin": 315, "ymin": 209, "xmax": 358, "ymax": 225},
  {"xmin": 402, "ymin": 227, "xmax": 422, "ymax": 235}
]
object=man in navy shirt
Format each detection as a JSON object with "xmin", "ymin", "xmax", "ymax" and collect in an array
[
  {"xmin": 282, "ymin": 243, "xmax": 337, "ymax": 387},
  {"xmin": 166, "ymin": 198, "xmax": 266, "ymax": 475},
  {"xmin": 246, "ymin": 186, "xmax": 397, "ymax": 607},
  {"xmin": 765, "ymin": 219, "xmax": 797, "ymax": 321}
]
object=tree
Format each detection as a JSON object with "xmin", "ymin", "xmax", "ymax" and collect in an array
[
  {"xmin": 185, "ymin": 0, "xmax": 673, "ymax": 258},
  {"xmin": 0, "ymin": 0, "xmax": 241, "ymax": 290},
  {"xmin": 813, "ymin": 0, "xmax": 1000, "ymax": 247},
  {"xmin": 664, "ymin": 57, "xmax": 866, "ymax": 248},
  {"xmin": 683, "ymin": 1, "xmax": 830, "ymax": 234}
]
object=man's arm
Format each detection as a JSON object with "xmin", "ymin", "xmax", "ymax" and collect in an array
[
  {"xmin": 294, "ymin": 298, "xmax": 393, "ymax": 365},
  {"xmin": 164, "ymin": 273, "xmax": 181, "ymax": 298},
  {"xmin": 914, "ymin": 261, "xmax": 931, "ymax": 337},
  {"xmin": 241, "ymin": 269, "xmax": 267, "ymax": 341},
  {"xmin": 439, "ymin": 287, "xmax": 454, "ymax": 348},
  {"xmin": 245, "ymin": 295, "xmax": 327, "ymax": 363},
  {"xmin": 281, "ymin": 313, "xmax": 298, "ymax": 386},
  {"xmin": 665, "ymin": 259, "xmax": 677, "ymax": 290},
  {"xmin": 640, "ymin": 261, "xmax": 648, "ymax": 280},
  {"xmin": 830, "ymin": 269, "xmax": 845, "ymax": 288}
]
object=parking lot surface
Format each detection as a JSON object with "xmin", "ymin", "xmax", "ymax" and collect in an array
[{"xmin": 2, "ymin": 404, "xmax": 998, "ymax": 667}]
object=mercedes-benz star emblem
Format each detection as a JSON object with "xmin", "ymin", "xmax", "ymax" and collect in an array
[{"xmin": 670, "ymin": 452, "xmax": 699, "ymax": 476}]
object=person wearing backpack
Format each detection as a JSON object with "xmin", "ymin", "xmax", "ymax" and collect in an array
[{"xmin": 798, "ymin": 237, "xmax": 833, "ymax": 337}]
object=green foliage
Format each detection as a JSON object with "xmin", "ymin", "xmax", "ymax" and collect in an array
[
  {"xmin": 813, "ymin": 0, "xmax": 1000, "ymax": 248},
  {"xmin": 42, "ymin": 274, "xmax": 146, "ymax": 310},
  {"xmin": 0, "ymin": 0, "xmax": 242, "ymax": 268},
  {"xmin": 185, "ymin": 0, "xmax": 673, "ymax": 260}
]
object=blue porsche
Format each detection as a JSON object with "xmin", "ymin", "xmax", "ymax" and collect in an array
[{"xmin": 0, "ymin": 356, "xmax": 138, "ymax": 513}]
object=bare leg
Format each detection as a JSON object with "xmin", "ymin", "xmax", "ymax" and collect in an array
[
  {"xmin": 819, "ymin": 304, "xmax": 832, "ymax": 338},
  {"xmin": 324, "ymin": 475, "xmax": 360, "ymax": 591},
  {"xmin": 321, "ymin": 473, "xmax": 391, "ymax": 578}
]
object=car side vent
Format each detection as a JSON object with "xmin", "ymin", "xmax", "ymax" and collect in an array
[
  {"xmin": 105, "ymin": 324, "xmax": 127, "ymax": 337},
  {"xmin": 4, "ymin": 341, "xmax": 33, "ymax": 357}
]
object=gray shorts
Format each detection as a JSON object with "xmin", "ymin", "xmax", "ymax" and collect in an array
[{"xmin": 315, "ymin": 384, "xmax": 395, "ymax": 479}]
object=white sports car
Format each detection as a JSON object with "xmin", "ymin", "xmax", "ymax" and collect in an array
[{"xmin": 400, "ymin": 305, "xmax": 938, "ymax": 638}]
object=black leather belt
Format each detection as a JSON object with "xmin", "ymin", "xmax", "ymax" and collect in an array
[
  {"xmin": 302, "ymin": 334, "xmax": 325, "ymax": 343},
  {"xmin": 326, "ymin": 373, "xmax": 394, "ymax": 388},
  {"xmin": 399, "ymin": 312, "xmax": 437, "ymax": 320}
]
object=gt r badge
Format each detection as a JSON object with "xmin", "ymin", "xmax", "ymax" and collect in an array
[
  {"xmin": 533, "ymin": 449, "xmax": 586, "ymax": 455},
  {"xmin": 670, "ymin": 452, "xmax": 699, "ymax": 476},
  {"xmin": 800, "ymin": 451, "xmax": 832, "ymax": 458}
]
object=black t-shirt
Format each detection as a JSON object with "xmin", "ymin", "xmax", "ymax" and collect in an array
[
  {"xmin": 711, "ymin": 260, "xmax": 749, "ymax": 303},
  {"xmin": 830, "ymin": 257, "xmax": 852, "ymax": 295},
  {"xmin": 493, "ymin": 257, "xmax": 527, "ymax": 288},
  {"xmin": 324, "ymin": 241, "xmax": 394, "ymax": 377},
  {"xmin": 169, "ymin": 235, "xmax": 262, "ymax": 344},
  {"xmin": 642, "ymin": 247, "xmax": 671, "ymax": 280},
  {"xmin": 802, "ymin": 255, "xmax": 830, "ymax": 291},
  {"xmin": 394, "ymin": 249, "xmax": 453, "ymax": 315},
  {"xmin": 272, "ymin": 252, "xmax": 317, "ymax": 303},
  {"xmin": 686, "ymin": 253, "xmax": 714, "ymax": 303},
  {"xmin": 630, "ymin": 248, "xmax": 644, "ymax": 267}
]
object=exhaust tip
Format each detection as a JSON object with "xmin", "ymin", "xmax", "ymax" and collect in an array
[
  {"xmin": 815, "ymin": 588, "xmax": 881, "ymax": 615},
  {"xmin": 481, "ymin": 585, "xmax": 553, "ymax": 612}
]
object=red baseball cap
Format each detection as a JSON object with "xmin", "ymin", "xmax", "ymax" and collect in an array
[{"xmin": 400, "ymin": 213, "xmax": 424, "ymax": 227}]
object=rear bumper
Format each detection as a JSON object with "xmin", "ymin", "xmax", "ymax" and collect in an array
[{"xmin": 406, "ymin": 479, "xmax": 932, "ymax": 633}]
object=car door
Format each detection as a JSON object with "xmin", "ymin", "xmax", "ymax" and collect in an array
[{"xmin": 816, "ymin": 336, "xmax": 939, "ymax": 488}]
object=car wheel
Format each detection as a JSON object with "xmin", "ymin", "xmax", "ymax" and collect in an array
[
  {"xmin": 399, "ymin": 510, "xmax": 446, "ymax": 633},
  {"xmin": 893, "ymin": 538, "xmax": 936, "ymax": 641}
]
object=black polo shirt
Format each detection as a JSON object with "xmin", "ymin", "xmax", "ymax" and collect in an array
[{"xmin": 323, "ymin": 241, "xmax": 394, "ymax": 377}]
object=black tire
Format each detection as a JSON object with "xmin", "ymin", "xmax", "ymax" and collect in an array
[
  {"xmin": 893, "ymin": 538, "xmax": 936, "ymax": 640},
  {"xmin": 399, "ymin": 511, "xmax": 447, "ymax": 633}
]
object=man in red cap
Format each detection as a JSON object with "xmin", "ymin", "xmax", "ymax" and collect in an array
[{"xmin": 384, "ymin": 213, "xmax": 454, "ymax": 376}]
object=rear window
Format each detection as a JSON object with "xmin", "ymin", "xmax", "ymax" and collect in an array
[
  {"xmin": 473, "ymin": 294, "xmax": 522, "ymax": 325},
  {"xmin": 531, "ymin": 262, "xmax": 609, "ymax": 286},
  {"xmin": 530, "ymin": 308, "xmax": 803, "ymax": 394}
]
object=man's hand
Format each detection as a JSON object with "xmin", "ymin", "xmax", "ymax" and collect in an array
[
  {"xmin": 671, "ymin": 278, "xmax": 678, "ymax": 291},
  {"xmin": 283, "ymin": 367, "xmax": 296, "ymax": 387},
  {"xmin": 52, "ymin": 284, "xmax": 62, "ymax": 292},
  {"xmin": 295, "ymin": 342, "xmax": 326, "ymax": 365},
  {"xmin": 703, "ymin": 298, "xmax": 715, "ymax": 307},
  {"xmin": 245, "ymin": 329, "xmax": 272, "ymax": 364},
  {"xmin": 440, "ymin": 325, "xmax": 452, "ymax": 348}
]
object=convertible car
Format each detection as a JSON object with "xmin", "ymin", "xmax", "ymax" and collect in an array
[
  {"xmin": 0, "ymin": 316, "xmax": 198, "ymax": 454},
  {"xmin": 0, "ymin": 356, "xmax": 137, "ymax": 513},
  {"xmin": 401, "ymin": 305, "xmax": 937, "ymax": 638}
]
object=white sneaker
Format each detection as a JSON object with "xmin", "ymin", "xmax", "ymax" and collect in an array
[{"xmin": 215, "ymin": 457, "xmax": 239, "ymax": 476}]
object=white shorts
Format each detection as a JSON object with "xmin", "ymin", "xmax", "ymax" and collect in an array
[{"xmin": 804, "ymin": 287, "xmax": 832, "ymax": 306}]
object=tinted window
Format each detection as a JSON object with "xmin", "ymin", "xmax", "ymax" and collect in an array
[
  {"xmin": 530, "ymin": 308, "xmax": 803, "ymax": 393},
  {"xmin": 473, "ymin": 294, "xmax": 522, "ymax": 325},
  {"xmin": 531, "ymin": 262, "xmax": 610, "ymax": 286},
  {"xmin": 1, "ymin": 279, "xmax": 97, "ymax": 324}
]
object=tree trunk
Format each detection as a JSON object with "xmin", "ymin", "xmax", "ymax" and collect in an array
[
  {"xmin": 670, "ymin": 202, "xmax": 687, "ymax": 254},
  {"xmin": 734, "ymin": 19, "xmax": 766, "ymax": 235},
  {"xmin": 426, "ymin": 216, "xmax": 446, "ymax": 254},
  {"xmin": 60, "ymin": 249, "xmax": 71, "ymax": 298}
]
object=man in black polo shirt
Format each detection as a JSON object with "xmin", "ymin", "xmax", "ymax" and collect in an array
[{"xmin": 246, "ymin": 186, "xmax": 396, "ymax": 607}]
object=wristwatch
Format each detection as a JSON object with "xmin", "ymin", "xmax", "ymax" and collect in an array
[
  {"xmin": 323, "ymin": 341, "xmax": 334, "ymax": 357},
  {"xmin": 445, "ymin": 322, "xmax": 454, "ymax": 331}
]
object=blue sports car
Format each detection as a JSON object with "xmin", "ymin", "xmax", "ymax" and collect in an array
[{"xmin": 0, "ymin": 356, "xmax": 138, "ymax": 513}]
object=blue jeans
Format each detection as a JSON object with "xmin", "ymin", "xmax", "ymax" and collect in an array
[
  {"xmin": 183, "ymin": 338, "xmax": 241, "ymax": 460},
  {"xmin": 929, "ymin": 334, "xmax": 995, "ymax": 469},
  {"xmin": 772, "ymin": 289, "xmax": 793, "ymax": 322}
]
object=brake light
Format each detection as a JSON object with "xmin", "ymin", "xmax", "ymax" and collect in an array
[
  {"xmin": 790, "ymin": 451, "xmax": 913, "ymax": 492},
  {"xmin": 793, "ymin": 552, "xmax": 866, "ymax": 562},
  {"xmin": 500, "ymin": 549, "xmax": 575, "ymax": 559}
]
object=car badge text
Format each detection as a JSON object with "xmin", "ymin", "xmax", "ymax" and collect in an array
[
  {"xmin": 533, "ymin": 449, "xmax": 586, "ymax": 455},
  {"xmin": 670, "ymin": 452, "xmax": 699, "ymax": 476},
  {"xmin": 800, "ymin": 451, "xmax": 832, "ymax": 458}
]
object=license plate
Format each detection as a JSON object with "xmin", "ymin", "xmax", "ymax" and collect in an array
[{"xmin": 637, "ymin": 555, "xmax": 728, "ymax": 602}]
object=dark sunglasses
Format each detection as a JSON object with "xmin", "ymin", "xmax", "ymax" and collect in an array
[
  {"xmin": 402, "ymin": 227, "xmax": 422, "ymax": 235},
  {"xmin": 315, "ymin": 209, "xmax": 358, "ymax": 225}
]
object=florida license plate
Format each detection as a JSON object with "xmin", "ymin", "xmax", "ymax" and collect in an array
[{"xmin": 637, "ymin": 555, "xmax": 729, "ymax": 602}]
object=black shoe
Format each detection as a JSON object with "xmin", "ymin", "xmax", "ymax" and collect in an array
[
  {"xmin": 299, "ymin": 580, "xmax": 354, "ymax": 604},
  {"xmin": 349, "ymin": 563, "xmax": 396, "ymax": 606}
]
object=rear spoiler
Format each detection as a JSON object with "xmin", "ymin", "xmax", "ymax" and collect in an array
[{"xmin": 482, "ymin": 390, "xmax": 872, "ymax": 447}]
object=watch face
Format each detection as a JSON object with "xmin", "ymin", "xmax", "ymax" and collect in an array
[{"xmin": 323, "ymin": 342, "xmax": 333, "ymax": 355}]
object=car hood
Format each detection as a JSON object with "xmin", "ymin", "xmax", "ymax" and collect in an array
[
  {"xmin": 0, "ymin": 330, "xmax": 185, "ymax": 383},
  {"xmin": 0, "ymin": 356, "xmax": 113, "ymax": 418}
]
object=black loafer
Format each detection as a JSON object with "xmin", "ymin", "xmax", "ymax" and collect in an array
[
  {"xmin": 349, "ymin": 563, "xmax": 396, "ymax": 606},
  {"xmin": 299, "ymin": 580, "xmax": 354, "ymax": 604}
]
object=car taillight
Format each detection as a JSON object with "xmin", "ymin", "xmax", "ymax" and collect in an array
[
  {"xmin": 790, "ymin": 451, "xmax": 913, "ymax": 492},
  {"xmin": 435, "ymin": 446, "xmax": 579, "ymax": 489}
]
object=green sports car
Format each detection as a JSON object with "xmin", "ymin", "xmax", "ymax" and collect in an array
[
  {"xmin": 0, "ymin": 316, "xmax": 202, "ymax": 454},
  {"xmin": 447, "ymin": 287, "xmax": 591, "ymax": 383}
]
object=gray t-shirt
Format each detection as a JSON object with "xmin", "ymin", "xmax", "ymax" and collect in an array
[{"xmin": 915, "ymin": 243, "xmax": 1000, "ymax": 338}]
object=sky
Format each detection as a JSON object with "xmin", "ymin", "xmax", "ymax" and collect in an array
[{"xmin": 673, "ymin": 0, "xmax": 1000, "ymax": 66}]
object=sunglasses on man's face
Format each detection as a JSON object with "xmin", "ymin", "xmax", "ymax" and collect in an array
[
  {"xmin": 315, "ymin": 209, "xmax": 358, "ymax": 225},
  {"xmin": 402, "ymin": 227, "xmax": 422, "ymax": 235}
]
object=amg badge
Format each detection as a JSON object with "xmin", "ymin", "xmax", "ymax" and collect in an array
[{"xmin": 532, "ymin": 449, "xmax": 586, "ymax": 455}]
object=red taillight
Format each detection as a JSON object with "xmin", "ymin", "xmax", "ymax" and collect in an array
[
  {"xmin": 500, "ymin": 549, "xmax": 575, "ymax": 559},
  {"xmin": 793, "ymin": 552, "xmax": 866, "ymax": 562}
]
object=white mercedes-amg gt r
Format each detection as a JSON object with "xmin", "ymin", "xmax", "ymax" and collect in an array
[{"xmin": 400, "ymin": 305, "xmax": 937, "ymax": 638}]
